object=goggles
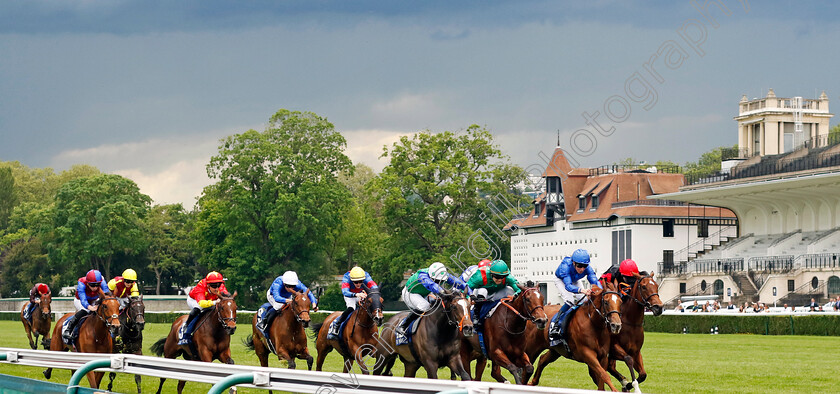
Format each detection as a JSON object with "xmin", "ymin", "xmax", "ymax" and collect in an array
[
  {"xmin": 88, "ymin": 282, "xmax": 100, "ymax": 287},
  {"xmin": 574, "ymin": 263, "xmax": 588, "ymax": 269},
  {"xmin": 491, "ymin": 274, "xmax": 507, "ymax": 280},
  {"xmin": 208, "ymin": 282, "xmax": 222, "ymax": 288}
]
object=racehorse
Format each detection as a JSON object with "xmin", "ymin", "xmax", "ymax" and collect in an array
[
  {"xmin": 529, "ymin": 283, "xmax": 623, "ymax": 391},
  {"xmin": 311, "ymin": 287, "xmax": 383, "ymax": 374},
  {"xmin": 108, "ymin": 296, "xmax": 146, "ymax": 393},
  {"xmin": 21, "ymin": 292, "xmax": 52, "ymax": 350},
  {"xmin": 246, "ymin": 289, "xmax": 314, "ymax": 370},
  {"xmin": 373, "ymin": 289, "xmax": 474, "ymax": 380},
  {"xmin": 44, "ymin": 297, "xmax": 121, "ymax": 389},
  {"xmin": 459, "ymin": 282, "xmax": 547, "ymax": 384},
  {"xmin": 152, "ymin": 292, "xmax": 238, "ymax": 394},
  {"xmin": 605, "ymin": 272, "xmax": 663, "ymax": 391}
]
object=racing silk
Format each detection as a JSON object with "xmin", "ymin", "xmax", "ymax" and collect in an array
[
  {"xmin": 600, "ymin": 265, "xmax": 634, "ymax": 295},
  {"xmin": 269, "ymin": 276, "xmax": 318, "ymax": 305},
  {"xmin": 29, "ymin": 284, "xmax": 50, "ymax": 303},
  {"xmin": 75, "ymin": 276, "xmax": 110, "ymax": 309},
  {"xmin": 599, "ymin": 265, "xmax": 621, "ymax": 283},
  {"xmin": 555, "ymin": 257, "xmax": 602, "ymax": 293},
  {"xmin": 189, "ymin": 279, "xmax": 230, "ymax": 308},
  {"xmin": 108, "ymin": 276, "xmax": 140, "ymax": 298},
  {"xmin": 340, "ymin": 271, "xmax": 378, "ymax": 297},
  {"xmin": 405, "ymin": 269, "xmax": 470, "ymax": 297},
  {"xmin": 466, "ymin": 266, "xmax": 521, "ymax": 294}
]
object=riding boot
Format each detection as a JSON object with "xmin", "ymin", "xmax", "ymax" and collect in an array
[
  {"xmin": 397, "ymin": 312, "xmax": 419, "ymax": 335},
  {"xmin": 549, "ymin": 304, "xmax": 571, "ymax": 340},
  {"xmin": 179, "ymin": 308, "xmax": 201, "ymax": 345},
  {"xmin": 328, "ymin": 308, "xmax": 353, "ymax": 339},
  {"xmin": 63, "ymin": 309, "xmax": 88, "ymax": 344},
  {"xmin": 258, "ymin": 307, "xmax": 278, "ymax": 334}
]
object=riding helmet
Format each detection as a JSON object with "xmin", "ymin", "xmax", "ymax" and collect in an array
[
  {"xmin": 122, "ymin": 268, "xmax": 138, "ymax": 281},
  {"xmin": 571, "ymin": 249, "xmax": 590, "ymax": 265},
  {"xmin": 37, "ymin": 283, "xmax": 49, "ymax": 294},
  {"xmin": 428, "ymin": 262, "xmax": 448, "ymax": 281},
  {"xmin": 619, "ymin": 259, "xmax": 639, "ymax": 276},
  {"xmin": 478, "ymin": 259, "xmax": 492, "ymax": 268},
  {"xmin": 206, "ymin": 271, "xmax": 225, "ymax": 283},
  {"xmin": 349, "ymin": 266, "xmax": 366, "ymax": 281},
  {"xmin": 489, "ymin": 260, "xmax": 510, "ymax": 276},
  {"xmin": 85, "ymin": 270, "xmax": 102, "ymax": 283},
  {"xmin": 282, "ymin": 271, "xmax": 300, "ymax": 286}
]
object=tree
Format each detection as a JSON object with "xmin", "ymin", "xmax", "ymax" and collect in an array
[
  {"xmin": 146, "ymin": 204, "xmax": 193, "ymax": 295},
  {"xmin": 194, "ymin": 109, "xmax": 354, "ymax": 307},
  {"xmin": 49, "ymin": 174, "xmax": 151, "ymax": 280},
  {"xmin": 683, "ymin": 145, "xmax": 736, "ymax": 181},
  {"xmin": 369, "ymin": 126, "xmax": 528, "ymax": 297},
  {"xmin": 0, "ymin": 166, "xmax": 16, "ymax": 231}
]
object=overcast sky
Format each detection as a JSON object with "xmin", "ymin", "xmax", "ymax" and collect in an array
[{"xmin": 2, "ymin": 0, "xmax": 838, "ymax": 207}]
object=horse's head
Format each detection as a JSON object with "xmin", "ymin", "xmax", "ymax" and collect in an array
[
  {"xmin": 440, "ymin": 290, "xmax": 474, "ymax": 337},
  {"xmin": 98, "ymin": 297, "xmax": 122, "ymax": 336},
  {"xmin": 127, "ymin": 296, "xmax": 146, "ymax": 330},
  {"xmin": 593, "ymin": 284, "xmax": 622, "ymax": 335},
  {"xmin": 217, "ymin": 291, "xmax": 238, "ymax": 335},
  {"xmin": 291, "ymin": 290, "xmax": 312, "ymax": 328},
  {"xmin": 520, "ymin": 281, "xmax": 548, "ymax": 330},
  {"xmin": 40, "ymin": 292, "xmax": 52, "ymax": 316},
  {"xmin": 633, "ymin": 271, "xmax": 663, "ymax": 316},
  {"xmin": 363, "ymin": 288, "xmax": 383, "ymax": 326}
]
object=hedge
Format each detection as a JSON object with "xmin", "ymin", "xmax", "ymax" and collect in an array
[
  {"xmin": 0, "ymin": 311, "xmax": 399, "ymax": 327},
  {"xmin": 643, "ymin": 314, "xmax": 840, "ymax": 336}
]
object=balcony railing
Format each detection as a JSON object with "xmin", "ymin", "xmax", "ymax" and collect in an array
[
  {"xmin": 589, "ymin": 164, "xmax": 681, "ymax": 176},
  {"xmin": 658, "ymin": 258, "xmax": 744, "ymax": 276},
  {"xmin": 610, "ymin": 199, "xmax": 689, "ymax": 209}
]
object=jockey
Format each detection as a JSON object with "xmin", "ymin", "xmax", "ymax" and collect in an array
[
  {"xmin": 327, "ymin": 266, "xmax": 378, "ymax": 340},
  {"xmin": 24, "ymin": 283, "xmax": 50, "ymax": 321},
  {"xmin": 179, "ymin": 271, "xmax": 230, "ymax": 345},
  {"xmin": 257, "ymin": 271, "xmax": 319, "ymax": 333},
  {"xmin": 467, "ymin": 260, "xmax": 521, "ymax": 330},
  {"xmin": 600, "ymin": 259, "xmax": 640, "ymax": 297},
  {"xmin": 459, "ymin": 259, "xmax": 492, "ymax": 283},
  {"xmin": 108, "ymin": 268, "xmax": 140, "ymax": 310},
  {"xmin": 548, "ymin": 249, "xmax": 602, "ymax": 340},
  {"xmin": 397, "ymin": 262, "xmax": 470, "ymax": 335},
  {"xmin": 63, "ymin": 270, "xmax": 111, "ymax": 344}
]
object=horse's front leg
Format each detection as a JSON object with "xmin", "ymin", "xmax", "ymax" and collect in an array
[
  {"xmin": 633, "ymin": 351, "xmax": 647, "ymax": 384},
  {"xmin": 24, "ymin": 323, "xmax": 36, "ymax": 350},
  {"xmin": 516, "ymin": 351, "xmax": 533, "ymax": 384},
  {"xmin": 276, "ymin": 348, "xmax": 295, "ymax": 369},
  {"xmin": 297, "ymin": 348, "xmax": 314, "ymax": 370},
  {"xmin": 579, "ymin": 348, "xmax": 617, "ymax": 391},
  {"xmin": 447, "ymin": 354, "xmax": 471, "ymax": 381},
  {"xmin": 609, "ymin": 343, "xmax": 632, "ymax": 390},
  {"xmin": 490, "ymin": 348, "xmax": 522, "ymax": 384},
  {"xmin": 528, "ymin": 350, "xmax": 560, "ymax": 386}
]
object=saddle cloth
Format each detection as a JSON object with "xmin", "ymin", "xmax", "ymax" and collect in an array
[{"xmin": 395, "ymin": 315, "xmax": 423, "ymax": 346}]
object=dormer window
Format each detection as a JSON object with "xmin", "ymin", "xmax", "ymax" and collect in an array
[
  {"xmin": 591, "ymin": 195, "xmax": 599, "ymax": 210},
  {"xmin": 534, "ymin": 202, "xmax": 542, "ymax": 217},
  {"xmin": 578, "ymin": 196, "xmax": 586, "ymax": 211}
]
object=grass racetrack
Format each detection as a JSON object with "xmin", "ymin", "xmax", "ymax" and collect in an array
[{"xmin": 1, "ymin": 320, "xmax": 838, "ymax": 393}]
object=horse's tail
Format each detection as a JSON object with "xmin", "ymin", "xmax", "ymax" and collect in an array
[
  {"xmin": 150, "ymin": 337, "xmax": 167, "ymax": 356},
  {"xmin": 242, "ymin": 334, "xmax": 255, "ymax": 352},
  {"xmin": 309, "ymin": 322, "xmax": 325, "ymax": 340}
]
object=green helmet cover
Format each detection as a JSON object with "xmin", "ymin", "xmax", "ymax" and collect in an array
[{"xmin": 489, "ymin": 260, "xmax": 510, "ymax": 276}]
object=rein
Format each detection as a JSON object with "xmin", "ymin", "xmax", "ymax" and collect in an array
[
  {"xmin": 629, "ymin": 276, "xmax": 659, "ymax": 309},
  {"xmin": 95, "ymin": 297, "xmax": 120, "ymax": 329},
  {"xmin": 589, "ymin": 290, "xmax": 622, "ymax": 326},
  {"xmin": 440, "ymin": 295, "xmax": 470, "ymax": 332},
  {"xmin": 499, "ymin": 288, "xmax": 545, "ymax": 335}
]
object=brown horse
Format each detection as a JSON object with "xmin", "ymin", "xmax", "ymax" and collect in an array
[
  {"xmin": 374, "ymin": 290, "xmax": 475, "ymax": 380},
  {"xmin": 108, "ymin": 296, "xmax": 146, "ymax": 393},
  {"xmin": 312, "ymin": 288, "xmax": 383, "ymax": 374},
  {"xmin": 44, "ymin": 297, "xmax": 122, "ymax": 389},
  {"xmin": 605, "ymin": 272, "xmax": 663, "ymax": 391},
  {"xmin": 247, "ymin": 289, "xmax": 314, "ymax": 370},
  {"xmin": 459, "ymin": 283, "xmax": 548, "ymax": 384},
  {"xmin": 529, "ymin": 284, "xmax": 623, "ymax": 391},
  {"xmin": 21, "ymin": 292, "xmax": 52, "ymax": 350},
  {"xmin": 152, "ymin": 292, "xmax": 238, "ymax": 394}
]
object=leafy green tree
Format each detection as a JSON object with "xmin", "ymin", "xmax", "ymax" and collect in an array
[
  {"xmin": 0, "ymin": 235, "xmax": 50, "ymax": 297},
  {"xmin": 683, "ymin": 145, "xmax": 736, "ymax": 181},
  {"xmin": 146, "ymin": 204, "xmax": 194, "ymax": 295},
  {"xmin": 49, "ymin": 174, "xmax": 151, "ymax": 280},
  {"xmin": 0, "ymin": 166, "xmax": 16, "ymax": 231},
  {"xmin": 317, "ymin": 283, "xmax": 346, "ymax": 311},
  {"xmin": 370, "ymin": 126, "xmax": 528, "ymax": 297},
  {"xmin": 194, "ymin": 109, "xmax": 354, "ymax": 307}
]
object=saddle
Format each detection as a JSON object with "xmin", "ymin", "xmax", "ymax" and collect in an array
[
  {"xmin": 62, "ymin": 314, "xmax": 90, "ymax": 348},
  {"xmin": 549, "ymin": 304, "xmax": 582, "ymax": 356}
]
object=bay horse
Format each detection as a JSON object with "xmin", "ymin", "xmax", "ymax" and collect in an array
[
  {"xmin": 459, "ymin": 282, "xmax": 547, "ymax": 384},
  {"xmin": 373, "ymin": 290, "xmax": 474, "ymax": 380},
  {"xmin": 44, "ymin": 297, "xmax": 122, "ymax": 389},
  {"xmin": 152, "ymin": 291, "xmax": 238, "ymax": 394},
  {"xmin": 108, "ymin": 296, "xmax": 146, "ymax": 393},
  {"xmin": 247, "ymin": 289, "xmax": 314, "ymax": 370},
  {"xmin": 529, "ymin": 283, "xmax": 623, "ymax": 391},
  {"xmin": 605, "ymin": 272, "xmax": 663, "ymax": 391},
  {"xmin": 311, "ymin": 288, "xmax": 383, "ymax": 374},
  {"xmin": 21, "ymin": 292, "xmax": 52, "ymax": 350}
]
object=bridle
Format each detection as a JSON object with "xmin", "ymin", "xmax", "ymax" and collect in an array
[
  {"xmin": 215, "ymin": 298, "xmax": 237, "ymax": 329},
  {"xmin": 353, "ymin": 290, "xmax": 382, "ymax": 328},
  {"xmin": 628, "ymin": 276, "xmax": 660, "ymax": 309},
  {"xmin": 289, "ymin": 292, "xmax": 311, "ymax": 324},
  {"xmin": 37, "ymin": 294, "xmax": 51, "ymax": 318},
  {"xmin": 125, "ymin": 298, "xmax": 145, "ymax": 328},
  {"xmin": 96, "ymin": 297, "xmax": 121, "ymax": 330},
  {"xmin": 590, "ymin": 289, "xmax": 623, "ymax": 326},
  {"xmin": 500, "ymin": 287, "xmax": 547, "ymax": 334},
  {"xmin": 440, "ymin": 293, "xmax": 471, "ymax": 332}
]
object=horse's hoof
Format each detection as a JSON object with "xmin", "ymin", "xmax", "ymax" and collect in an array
[{"xmin": 503, "ymin": 380, "xmax": 510, "ymax": 384}]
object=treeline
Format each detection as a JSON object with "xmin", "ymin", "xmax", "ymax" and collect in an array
[{"xmin": 0, "ymin": 109, "xmax": 529, "ymax": 309}]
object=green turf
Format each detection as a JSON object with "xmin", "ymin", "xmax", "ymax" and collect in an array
[{"xmin": 1, "ymin": 320, "xmax": 838, "ymax": 393}]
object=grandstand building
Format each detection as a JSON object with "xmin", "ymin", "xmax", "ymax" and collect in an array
[
  {"xmin": 505, "ymin": 145, "xmax": 737, "ymax": 303},
  {"xmin": 653, "ymin": 89, "xmax": 840, "ymax": 307}
]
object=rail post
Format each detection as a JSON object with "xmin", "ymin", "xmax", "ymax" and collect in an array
[{"xmin": 66, "ymin": 358, "xmax": 111, "ymax": 394}]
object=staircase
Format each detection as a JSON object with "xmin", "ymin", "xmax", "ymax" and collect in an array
[
  {"xmin": 776, "ymin": 280, "xmax": 827, "ymax": 307},
  {"xmin": 730, "ymin": 271, "xmax": 759, "ymax": 305}
]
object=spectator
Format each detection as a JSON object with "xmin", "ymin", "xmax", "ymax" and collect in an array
[
  {"xmin": 834, "ymin": 296, "xmax": 840, "ymax": 312},
  {"xmin": 791, "ymin": 305, "xmax": 795, "ymax": 312},
  {"xmin": 692, "ymin": 300, "xmax": 700, "ymax": 312},
  {"xmin": 783, "ymin": 303, "xmax": 789, "ymax": 311},
  {"xmin": 808, "ymin": 298, "xmax": 819, "ymax": 312},
  {"xmin": 727, "ymin": 302, "xmax": 735, "ymax": 310},
  {"xmin": 714, "ymin": 301, "xmax": 721, "ymax": 311}
]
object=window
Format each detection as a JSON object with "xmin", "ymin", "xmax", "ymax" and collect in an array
[
  {"xmin": 578, "ymin": 196, "xmax": 586, "ymax": 211},
  {"xmin": 679, "ymin": 282, "xmax": 686, "ymax": 293},
  {"xmin": 697, "ymin": 219, "xmax": 709, "ymax": 238},
  {"xmin": 663, "ymin": 250, "xmax": 674, "ymax": 265},
  {"xmin": 591, "ymin": 195, "xmax": 599, "ymax": 210},
  {"xmin": 662, "ymin": 218, "xmax": 674, "ymax": 237},
  {"xmin": 787, "ymin": 280, "xmax": 794, "ymax": 292},
  {"xmin": 534, "ymin": 202, "xmax": 541, "ymax": 217},
  {"xmin": 611, "ymin": 229, "xmax": 632, "ymax": 266}
]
